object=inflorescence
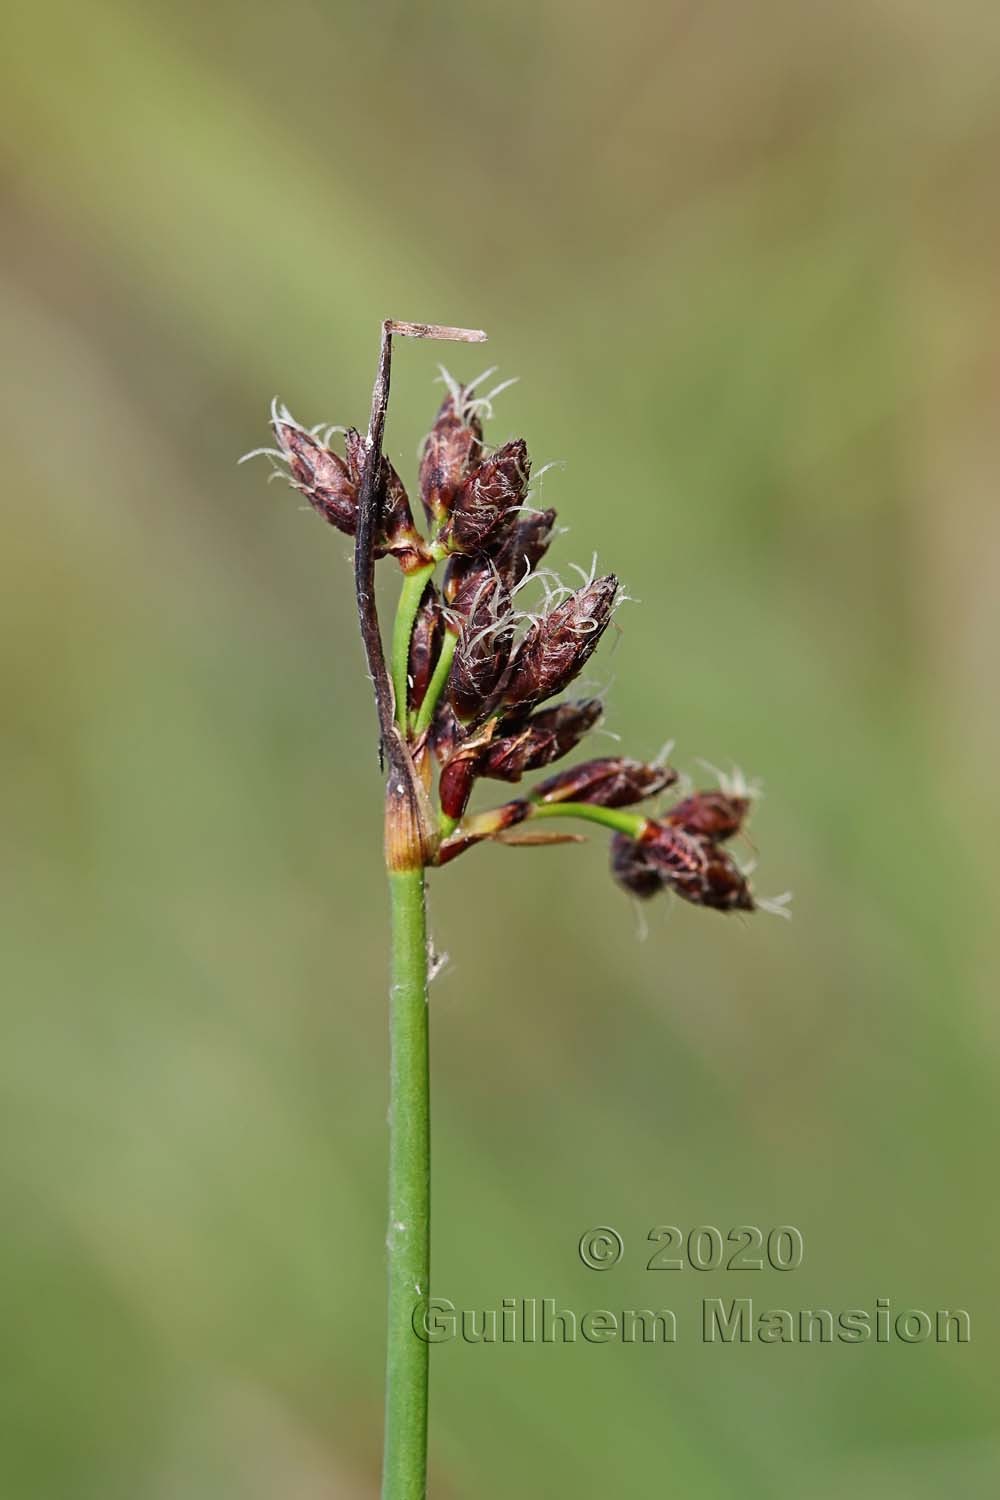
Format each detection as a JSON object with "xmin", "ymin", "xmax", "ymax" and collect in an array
[{"xmin": 244, "ymin": 373, "xmax": 788, "ymax": 918}]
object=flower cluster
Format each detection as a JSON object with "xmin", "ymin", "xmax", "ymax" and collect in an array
[
  {"xmin": 610, "ymin": 779, "xmax": 758, "ymax": 912},
  {"xmin": 246, "ymin": 375, "xmax": 785, "ymax": 917}
]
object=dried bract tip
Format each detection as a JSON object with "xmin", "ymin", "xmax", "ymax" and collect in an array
[
  {"xmin": 533, "ymin": 756, "xmax": 678, "ymax": 808},
  {"xmin": 501, "ymin": 574, "xmax": 619, "ymax": 714},
  {"xmin": 440, "ymin": 439, "xmax": 531, "ymax": 555},
  {"xmin": 419, "ymin": 385, "xmax": 484, "ymax": 526}
]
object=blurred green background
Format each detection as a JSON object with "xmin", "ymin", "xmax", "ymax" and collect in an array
[{"xmin": 3, "ymin": 1, "xmax": 999, "ymax": 1495}]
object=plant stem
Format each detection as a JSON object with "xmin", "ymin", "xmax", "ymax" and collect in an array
[
  {"xmin": 383, "ymin": 865, "xmax": 431, "ymax": 1500},
  {"xmin": 435, "ymin": 799, "xmax": 648, "ymax": 866},
  {"xmin": 352, "ymin": 321, "xmax": 487, "ymax": 1500},
  {"xmin": 391, "ymin": 564, "xmax": 436, "ymax": 729},
  {"xmin": 412, "ymin": 632, "xmax": 458, "ymax": 737},
  {"xmin": 527, "ymin": 800, "xmax": 646, "ymax": 838}
]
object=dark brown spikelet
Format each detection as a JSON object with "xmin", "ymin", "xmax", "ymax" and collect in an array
[
  {"xmin": 442, "ymin": 509, "xmax": 556, "ymax": 606},
  {"xmin": 429, "ymin": 701, "xmax": 464, "ymax": 764},
  {"xmin": 271, "ymin": 418, "xmax": 358, "ymax": 534},
  {"xmin": 407, "ymin": 583, "xmax": 444, "ymax": 715},
  {"xmin": 638, "ymin": 823, "xmax": 709, "ymax": 896},
  {"xmin": 665, "ymin": 790, "xmax": 751, "ymax": 842},
  {"xmin": 639, "ymin": 823, "xmax": 755, "ymax": 913},
  {"xmin": 440, "ymin": 439, "xmax": 531, "ymax": 555},
  {"xmin": 610, "ymin": 832, "xmax": 665, "ymax": 900},
  {"xmin": 447, "ymin": 572, "xmax": 515, "ymax": 721},
  {"xmin": 419, "ymin": 386, "xmax": 484, "ymax": 526},
  {"xmin": 344, "ymin": 428, "xmax": 426, "ymax": 570},
  {"xmin": 501, "ymin": 575, "xmax": 619, "ymax": 715},
  {"xmin": 533, "ymin": 756, "xmax": 677, "ymax": 808},
  {"xmin": 479, "ymin": 698, "xmax": 603, "ymax": 782},
  {"xmin": 492, "ymin": 507, "xmax": 558, "ymax": 588},
  {"xmin": 696, "ymin": 845, "xmax": 756, "ymax": 912},
  {"xmin": 442, "ymin": 550, "xmax": 491, "ymax": 607},
  {"xmin": 519, "ymin": 697, "xmax": 605, "ymax": 749}
]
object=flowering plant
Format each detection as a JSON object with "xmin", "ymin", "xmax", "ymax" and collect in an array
[{"xmin": 244, "ymin": 321, "xmax": 786, "ymax": 1499}]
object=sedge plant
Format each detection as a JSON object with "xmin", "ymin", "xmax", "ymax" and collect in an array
[{"xmin": 243, "ymin": 320, "xmax": 786, "ymax": 1500}]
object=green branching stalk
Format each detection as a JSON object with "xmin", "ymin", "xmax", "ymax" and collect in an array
[
  {"xmin": 391, "ymin": 563, "xmax": 435, "ymax": 729},
  {"xmin": 412, "ymin": 632, "xmax": 458, "ymax": 737},
  {"xmin": 444, "ymin": 798, "xmax": 646, "ymax": 853},
  {"xmin": 526, "ymin": 800, "xmax": 645, "ymax": 838}
]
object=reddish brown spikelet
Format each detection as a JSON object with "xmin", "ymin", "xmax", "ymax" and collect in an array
[
  {"xmin": 696, "ymin": 845, "xmax": 756, "ymax": 912},
  {"xmin": 609, "ymin": 833, "xmax": 664, "ymax": 899},
  {"xmin": 479, "ymin": 698, "xmax": 603, "ymax": 782},
  {"xmin": 492, "ymin": 507, "xmax": 558, "ymax": 587},
  {"xmin": 442, "ymin": 551, "xmax": 491, "ymax": 607},
  {"xmin": 639, "ymin": 822, "xmax": 709, "ymax": 893},
  {"xmin": 447, "ymin": 573, "xmax": 514, "ymax": 721},
  {"xmin": 533, "ymin": 756, "xmax": 677, "ymax": 808},
  {"xmin": 440, "ymin": 439, "xmax": 531, "ymax": 555},
  {"xmin": 429, "ymin": 701, "xmax": 464, "ymax": 764},
  {"xmin": 520, "ymin": 697, "xmax": 605, "ymax": 748},
  {"xmin": 442, "ymin": 508, "xmax": 556, "ymax": 605},
  {"xmin": 419, "ymin": 387, "xmax": 484, "ymax": 526},
  {"xmin": 272, "ymin": 420, "xmax": 358, "ymax": 534},
  {"xmin": 639, "ymin": 822, "xmax": 755, "ymax": 913},
  {"xmin": 477, "ymin": 723, "xmax": 553, "ymax": 783},
  {"xmin": 407, "ymin": 583, "xmax": 444, "ymax": 715},
  {"xmin": 438, "ymin": 751, "xmax": 479, "ymax": 823},
  {"xmin": 501, "ymin": 575, "xmax": 619, "ymax": 714},
  {"xmin": 665, "ymin": 790, "xmax": 750, "ymax": 842}
]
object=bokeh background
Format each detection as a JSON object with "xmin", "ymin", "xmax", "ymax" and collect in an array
[{"xmin": 3, "ymin": 1, "xmax": 1000, "ymax": 1495}]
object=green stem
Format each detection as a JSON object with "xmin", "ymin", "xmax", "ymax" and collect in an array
[
  {"xmin": 527, "ymin": 800, "xmax": 646, "ymax": 838},
  {"xmin": 391, "ymin": 564, "xmax": 435, "ymax": 729},
  {"xmin": 413, "ymin": 632, "xmax": 458, "ymax": 737},
  {"xmin": 382, "ymin": 867, "xmax": 431, "ymax": 1500},
  {"xmin": 437, "ymin": 799, "xmax": 648, "ymax": 865},
  {"xmin": 438, "ymin": 808, "xmax": 459, "ymax": 840}
]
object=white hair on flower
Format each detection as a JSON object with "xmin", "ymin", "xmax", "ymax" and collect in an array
[{"xmin": 696, "ymin": 759, "xmax": 763, "ymax": 800}]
